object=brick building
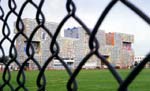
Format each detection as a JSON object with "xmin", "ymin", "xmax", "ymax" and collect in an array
[{"xmin": 15, "ymin": 18, "xmax": 134, "ymax": 69}]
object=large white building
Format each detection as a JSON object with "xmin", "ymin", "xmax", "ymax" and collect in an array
[{"xmin": 14, "ymin": 18, "xmax": 134, "ymax": 70}]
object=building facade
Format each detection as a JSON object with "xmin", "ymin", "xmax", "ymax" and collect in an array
[{"xmin": 15, "ymin": 18, "xmax": 134, "ymax": 69}]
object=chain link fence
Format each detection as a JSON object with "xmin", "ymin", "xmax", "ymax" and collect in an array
[{"xmin": 0, "ymin": 0, "xmax": 150, "ymax": 91}]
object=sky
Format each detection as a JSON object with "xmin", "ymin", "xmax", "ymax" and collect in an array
[{"xmin": 0, "ymin": 0, "xmax": 150, "ymax": 56}]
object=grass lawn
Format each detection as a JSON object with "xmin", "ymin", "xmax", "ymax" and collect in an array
[{"xmin": 0, "ymin": 69, "xmax": 150, "ymax": 91}]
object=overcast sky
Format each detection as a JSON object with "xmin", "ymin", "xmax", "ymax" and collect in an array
[{"xmin": 0, "ymin": 0, "xmax": 150, "ymax": 56}]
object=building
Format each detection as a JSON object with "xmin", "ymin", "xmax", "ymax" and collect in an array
[
  {"xmin": 134, "ymin": 56, "xmax": 145, "ymax": 63},
  {"xmin": 15, "ymin": 18, "xmax": 134, "ymax": 69},
  {"xmin": 134, "ymin": 56, "xmax": 150, "ymax": 68}
]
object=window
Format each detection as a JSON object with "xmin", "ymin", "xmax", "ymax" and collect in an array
[
  {"xmin": 24, "ymin": 41, "xmax": 40, "ymax": 54},
  {"xmin": 122, "ymin": 42, "xmax": 131, "ymax": 50},
  {"xmin": 41, "ymin": 32, "xmax": 46, "ymax": 40},
  {"xmin": 32, "ymin": 41, "xmax": 40, "ymax": 53}
]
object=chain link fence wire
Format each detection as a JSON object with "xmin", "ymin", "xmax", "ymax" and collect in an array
[{"xmin": 0, "ymin": 0, "xmax": 150, "ymax": 91}]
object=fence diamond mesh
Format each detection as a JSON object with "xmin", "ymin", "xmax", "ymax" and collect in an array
[{"xmin": 0, "ymin": 0, "xmax": 150, "ymax": 91}]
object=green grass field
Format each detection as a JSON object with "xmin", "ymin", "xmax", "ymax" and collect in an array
[{"xmin": 0, "ymin": 69, "xmax": 150, "ymax": 91}]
